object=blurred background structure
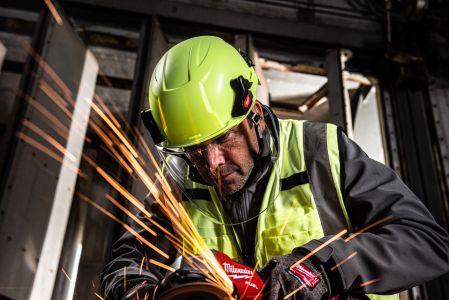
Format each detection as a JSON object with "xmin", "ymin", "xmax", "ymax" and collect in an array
[{"xmin": 0, "ymin": 0, "xmax": 448, "ymax": 299}]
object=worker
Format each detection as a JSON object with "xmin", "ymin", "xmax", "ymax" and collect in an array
[{"xmin": 100, "ymin": 36, "xmax": 449, "ymax": 299}]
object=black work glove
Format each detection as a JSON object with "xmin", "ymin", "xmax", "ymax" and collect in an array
[
  {"xmin": 259, "ymin": 253, "xmax": 331, "ymax": 300},
  {"xmin": 121, "ymin": 255, "xmax": 204, "ymax": 300}
]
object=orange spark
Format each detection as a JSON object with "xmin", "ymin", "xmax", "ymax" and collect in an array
[
  {"xmin": 148, "ymin": 259, "xmax": 176, "ymax": 272},
  {"xmin": 283, "ymin": 283, "xmax": 306, "ymax": 299},
  {"xmin": 37, "ymin": 80, "xmax": 91, "ymax": 137},
  {"xmin": 152, "ymin": 285, "xmax": 159, "ymax": 300},
  {"xmin": 116, "ymin": 144, "xmax": 157, "ymax": 195},
  {"xmin": 22, "ymin": 43, "xmax": 73, "ymax": 100},
  {"xmin": 254, "ymin": 282, "xmax": 267, "ymax": 300},
  {"xmin": 105, "ymin": 194, "xmax": 156, "ymax": 236},
  {"xmin": 279, "ymin": 199, "xmax": 297, "ymax": 235},
  {"xmin": 94, "ymin": 292, "xmax": 105, "ymax": 300},
  {"xmin": 33, "ymin": 80, "xmax": 72, "ymax": 121},
  {"xmin": 20, "ymin": 91, "xmax": 91, "ymax": 144},
  {"xmin": 17, "ymin": 132, "xmax": 62, "ymax": 163},
  {"xmin": 39, "ymin": 79, "xmax": 69, "ymax": 108},
  {"xmin": 133, "ymin": 127, "xmax": 161, "ymax": 172},
  {"xmin": 331, "ymin": 251, "xmax": 358, "ymax": 271},
  {"xmin": 61, "ymin": 268, "xmax": 71, "ymax": 281},
  {"xmin": 100, "ymin": 144, "xmax": 134, "ymax": 175},
  {"xmin": 91, "ymin": 102, "xmax": 138, "ymax": 158},
  {"xmin": 77, "ymin": 192, "xmax": 169, "ymax": 259},
  {"xmin": 16, "ymin": 132, "xmax": 87, "ymax": 179},
  {"xmin": 43, "ymin": 0, "xmax": 63, "ymax": 25},
  {"xmin": 240, "ymin": 260, "xmax": 260, "ymax": 300},
  {"xmin": 94, "ymin": 93, "xmax": 121, "ymax": 130},
  {"xmin": 283, "ymin": 269, "xmax": 325, "ymax": 299},
  {"xmin": 22, "ymin": 94, "xmax": 70, "ymax": 138},
  {"xmin": 88, "ymin": 167, "xmax": 181, "ymax": 250},
  {"xmin": 98, "ymin": 73, "xmax": 113, "ymax": 87},
  {"xmin": 123, "ymin": 267, "xmax": 127, "ymax": 292},
  {"xmin": 89, "ymin": 119, "xmax": 114, "ymax": 147},
  {"xmin": 290, "ymin": 229, "xmax": 348, "ymax": 269},
  {"xmin": 360, "ymin": 278, "xmax": 382, "ymax": 287},
  {"xmin": 145, "ymin": 218, "xmax": 182, "ymax": 250},
  {"xmin": 140, "ymin": 256, "xmax": 145, "ymax": 275},
  {"xmin": 345, "ymin": 216, "xmax": 393, "ymax": 242},
  {"xmin": 103, "ymin": 90, "xmax": 129, "ymax": 129},
  {"xmin": 23, "ymin": 120, "xmax": 77, "ymax": 162},
  {"xmin": 95, "ymin": 166, "xmax": 152, "ymax": 220}
]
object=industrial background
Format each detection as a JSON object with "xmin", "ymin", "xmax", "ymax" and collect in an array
[{"xmin": 0, "ymin": 0, "xmax": 448, "ymax": 299}]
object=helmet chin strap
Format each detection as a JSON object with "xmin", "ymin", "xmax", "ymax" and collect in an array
[
  {"xmin": 247, "ymin": 103, "xmax": 280, "ymax": 161},
  {"xmin": 248, "ymin": 111, "xmax": 263, "ymax": 138},
  {"xmin": 247, "ymin": 110, "xmax": 264, "ymax": 156}
]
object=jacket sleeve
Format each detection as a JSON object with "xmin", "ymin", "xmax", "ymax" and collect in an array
[
  {"xmin": 301, "ymin": 130, "xmax": 449, "ymax": 295},
  {"xmin": 100, "ymin": 196, "xmax": 178, "ymax": 299}
]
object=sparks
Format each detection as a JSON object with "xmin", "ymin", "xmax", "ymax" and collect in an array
[
  {"xmin": 331, "ymin": 251, "xmax": 358, "ymax": 271},
  {"xmin": 360, "ymin": 278, "xmax": 382, "ymax": 287},
  {"xmin": 43, "ymin": 0, "xmax": 63, "ymax": 25},
  {"xmin": 77, "ymin": 192, "xmax": 169, "ymax": 259},
  {"xmin": 290, "ymin": 229, "xmax": 348, "ymax": 269},
  {"xmin": 345, "ymin": 216, "xmax": 393, "ymax": 242},
  {"xmin": 283, "ymin": 283, "xmax": 306, "ymax": 299},
  {"xmin": 17, "ymin": 46, "xmax": 236, "ymax": 298},
  {"xmin": 140, "ymin": 256, "xmax": 145, "ymax": 276},
  {"xmin": 123, "ymin": 267, "xmax": 127, "ymax": 292},
  {"xmin": 148, "ymin": 259, "xmax": 176, "ymax": 272},
  {"xmin": 240, "ymin": 260, "xmax": 260, "ymax": 300},
  {"xmin": 61, "ymin": 268, "xmax": 71, "ymax": 281},
  {"xmin": 104, "ymin": 194, "xmax": 156, "ymax": 236},
  {"xmin": 15, "ymin": 132, "xmax": 87, "ymax": 179},
  {"xmin": 23, "ymin": 120, "xmax": 77, "ymax": 162},
  {"xmin": 279, "ymin": 199, "xmax": 297, "ymax": 235}
]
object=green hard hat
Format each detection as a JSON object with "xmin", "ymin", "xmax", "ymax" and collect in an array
[{"xmin": 148, "ymin": 36, "xmax": 259, "ymax": 149}]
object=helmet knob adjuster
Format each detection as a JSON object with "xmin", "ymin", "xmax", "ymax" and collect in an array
[{"xmin": 230, "ymin": 75, "xmax": 253, "ymax": 118}]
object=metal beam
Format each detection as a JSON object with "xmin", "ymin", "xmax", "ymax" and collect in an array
[
  {"xmin": 61, "ymin": 0, "xmax": 383, "ymax": 49},
  {"xmin": 325, "ymin": 49, "xmax": 347, "ymax": 130}
]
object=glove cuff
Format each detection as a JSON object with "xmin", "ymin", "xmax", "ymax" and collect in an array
[{"xmin": 293, "ymin": 239, "xmax": 344, "ymax": 296}]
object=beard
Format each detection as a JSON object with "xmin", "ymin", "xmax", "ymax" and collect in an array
[
  {"xmin": 199, "ymin": 159, "xmax": 254, "ymax": 197},
  {"xmin": 216, "ymin": 161, "xmax": 254, "ymax": 197}
]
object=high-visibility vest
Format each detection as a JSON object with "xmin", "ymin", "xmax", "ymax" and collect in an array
[{"xmin": 181, "ymin": 120, "xmax": 398, "ymax": 300}]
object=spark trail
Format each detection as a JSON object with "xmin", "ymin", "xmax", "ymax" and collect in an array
[{"xmin": 17, "ymin": 41, "xmax": 234, "ymax": 298}]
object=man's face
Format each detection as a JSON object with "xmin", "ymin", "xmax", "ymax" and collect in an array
[{"xmin": 186, "ymin": 112, "xmax": 262, "ymax": 197}]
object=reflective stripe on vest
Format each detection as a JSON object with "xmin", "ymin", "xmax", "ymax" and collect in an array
[
  {"xmin": 303, "ymin": 123, "xmax": 398, "ymax": 300},
  {"xmin": 181, "ymin": 120, "xmax": 398, "ymax": 300}
]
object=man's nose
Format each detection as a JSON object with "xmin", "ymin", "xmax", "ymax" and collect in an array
[{"xmin": 204, "ymin": 143, "xmax": 225, "ymax": 170}]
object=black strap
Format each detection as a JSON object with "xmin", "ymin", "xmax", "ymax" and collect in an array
[
  {"xmin": 280, "ymin": 171, "xmax": 309, "ymax": 191},
  {"xmin": 182, "ymin": 188, "xmax": 212, "ymax": 202},
  {"xmin": 303, "ymin": 122, "xmax": 349, "ymax": 235}
]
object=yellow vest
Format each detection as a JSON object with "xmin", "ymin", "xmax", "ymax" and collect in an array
[{"xmin": 181, "ymin": 120, "xmax": 398, "ymax": 300}]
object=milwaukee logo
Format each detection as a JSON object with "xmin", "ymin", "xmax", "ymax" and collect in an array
[
  {"xmin": 288, "ymin": 263, "xmax": 320, "ymax": 289},
  {"xmin": 222, "ymin": 262, "xmax": 253, "ymax": 275}
]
